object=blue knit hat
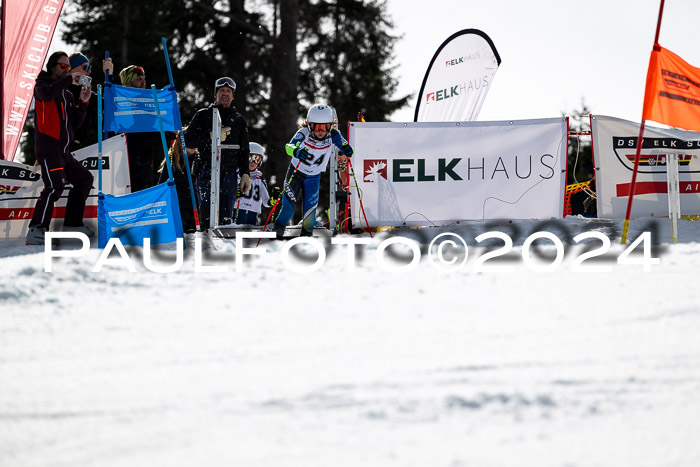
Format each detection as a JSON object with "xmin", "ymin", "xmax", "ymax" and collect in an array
[{"xmin": 69, "ymin": 53, "xmax": 89, "ymax": 70}]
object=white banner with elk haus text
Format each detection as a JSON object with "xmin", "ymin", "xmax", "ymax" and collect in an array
[
  {"xmin": 591, "ymin": 115, "xmax": 700, "ymax": 219},
  {"xmin": 0, "ymin": 134, "xmax": 130, "ymax": 241},
  {"xmin": 348, "ymin": 119, "xmax": 567, "ymax": 227}
]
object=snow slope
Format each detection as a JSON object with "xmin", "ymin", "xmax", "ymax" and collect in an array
[{"xmin": 2, "ymin": 216, "xmax": 700, "ymax": 466}]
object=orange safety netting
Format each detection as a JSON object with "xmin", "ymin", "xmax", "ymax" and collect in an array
[{"xmin": 563, "ymin": 180, "xmax": 592, "ymax": 216}]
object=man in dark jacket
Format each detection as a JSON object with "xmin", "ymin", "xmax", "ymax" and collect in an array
[
  {"xmin": 26, "ymin": 52, "xmax": 94, "ymax": 245},
  {"xmin": 184, "ymin": 76, "xmax": 251, "ymax": 229}
]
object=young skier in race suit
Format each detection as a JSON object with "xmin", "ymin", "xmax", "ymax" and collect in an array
[
  {"xmin": 233, "ymin": 142, "xmax": 272, "ymax": 225},
  {"xmin": 272, "ymin": 103, "xmax": 353, "ymax": 239}
]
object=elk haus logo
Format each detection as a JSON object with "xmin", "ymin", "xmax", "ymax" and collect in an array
[
  {"xmin": 425, "ymin": 77, "xmax": 490, "ymax": 104},
  {"xmin": 364, "ymin": 159, "xmax": 388, "ymax": 182},
  {"xmin": 444, "ymin": 51, "xmax": 481, "ymax": 67},
  {"xmin": 362, "ymin": 156, "xmax": 556, "ymax": 183}
]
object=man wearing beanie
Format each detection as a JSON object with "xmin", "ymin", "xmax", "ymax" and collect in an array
[
  {"xmin": 119, "ymin": 65, "xmax": 146, "ymax": 89},
  {"xmin": 184, "ymin": 76, "xmax": 251, "ymax": 229},
  {"xmin": 67, "ymin": 52, "xmax": 113, "ymax": 151},
  {"xmin": 117, "ymin": 64, "xmax": 165, "ymax": 192}
]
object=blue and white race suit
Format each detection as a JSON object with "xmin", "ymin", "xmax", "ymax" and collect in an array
[{"xmin": 276, "ymin": 127, "xmax": 350, "ymax": 233}]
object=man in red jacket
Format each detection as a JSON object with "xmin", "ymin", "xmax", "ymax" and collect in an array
[{"xmin": 26, "ymin": 51, "xmax": 95, "ymax": 245}]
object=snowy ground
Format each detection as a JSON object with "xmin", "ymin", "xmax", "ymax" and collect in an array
[{"xmin": 2, "ymin": 216, "xmax": 700, "ymax": 467}]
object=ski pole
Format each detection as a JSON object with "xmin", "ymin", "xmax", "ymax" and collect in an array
[
  {"xmin": 257, "ymin": 160, "xmax": 302, "ymax": 246},
  {"xmin": 347, "ymin": 159, "xmax": 372, "ymax": 238},
  {"xmin": 161, "ymin": 37, "xmax": 201, "ymax": 232},
  {"xmin": 233, "ymin": 191, "xmax": 241, "ymax": 225}
]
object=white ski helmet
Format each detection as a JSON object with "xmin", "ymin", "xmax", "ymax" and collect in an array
[
  {"xmin": 249, "ymin": 142, "xmax": 266, "ymax": 166},
  {"xmin": 307, "ymin": 104, "xmax": 334, "ymax": 125}
]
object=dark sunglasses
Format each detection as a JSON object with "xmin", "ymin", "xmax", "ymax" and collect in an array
[
  {"xmin": 57, "ymin": 63, "xmax": 71, "ymax": 70},
  {"xmin": 79, "ymin": 63, "xmax": 91, "ymax": 72},
  {"xmin": 310, "ymin": 123, "xmax": 331, "ymax": 132}
]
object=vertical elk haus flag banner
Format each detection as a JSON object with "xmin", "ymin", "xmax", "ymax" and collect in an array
[
  {"xmin": 642, "ymin": 45, "xmax": 700, "ymax": 132},
  {"xmin": 348, "ymin": 118, "xmax": 567, "ymax": 227},
  {"xmin": 1, "ymin": 0, "xmax": 65, "ymax": 161},
  {"xmin": 414, "ymin": 29, "xmax": 501, "ymax": 123}
]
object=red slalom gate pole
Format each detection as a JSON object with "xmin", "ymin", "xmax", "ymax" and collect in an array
[
  {"xmin": 257, "ymin": 160, "xmax": 302, "ymax": 247},
  {"xmin": 621, "ymin": 0, "xmax": 666, "ymax": 244},
  {"xmin": 347, "ymin": 159, "xmax": 372, "ymax": 238}
]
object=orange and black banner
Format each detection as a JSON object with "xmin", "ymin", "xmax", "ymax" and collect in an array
[{"xmin": 642, "ymin": 44, "xmax": 700, "ymax": 132}]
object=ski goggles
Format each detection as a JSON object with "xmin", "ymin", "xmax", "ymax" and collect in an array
[
  {"xmin": 215, "ymin": 77, "xmax": 236, "ymax": 91},
  {"xmin": 249, "ymin": 154, "xmax": 263, "ymax": 165},
  {"xmin": 310, "ymin": 122, "xmax": 331, "ymax": 132}
]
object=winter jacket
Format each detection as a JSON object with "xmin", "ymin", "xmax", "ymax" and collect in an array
[
  {"xmin": 33, "ymin": 71, "xmax": 88, "ymax": 156},
  {"xmin": 69, "ymin": 84, "xmax": 98, "ymax": 151},
  {"xmin": 184, "ymin": 103, "xmax": 250, "ymax": 176},
  {"xmin": 125, "ymin": 131, "xmax": 166, "ymax": 189}
]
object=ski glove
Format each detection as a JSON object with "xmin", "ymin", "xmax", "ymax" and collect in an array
[
  {"xmin": 209, "ymin": 126, "xmax": 231, "ymax": 142},
  {"xmin": 271, "ymin": 186, "xmax": 282, "ymax": 201},
  {"xmin": 239, "ymin": 174, "xmax": 252, "ymax": 195},
  {"xmin": 339, "ymin": 142, "xmax": 353, "ymax": 157},
  {"xmin": 295, "ymin": 147, "xmax": 311, "ymax": 162},
  {"xmin": 221, "ymin": 126, "xmax": 231, "ymax": 142},
  {"xmin": 285, "ymin": 142, "xmax": 310, "ymax": 161}
]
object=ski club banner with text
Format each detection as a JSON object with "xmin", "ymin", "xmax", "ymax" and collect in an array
[
  {"xmin": 98, "ymin": 81, "xmax": 185, "ymax": 248},
  {"xmin": 1, "ymin": 0, "xmax": 65, "ymax": 161},
  {"xmin": 592, "ymin": 115, "xmax": 700, "ymax": 219},
  {"xmin": 103, "ymin": 84, "xmax": 181, "ymax": 133},
  {"xmin": 0, "ymin": 134, "xmax": 130, "ymax": 240},
  {"xmin": 348, "ymin": 118, "xmax": 567, "ymax": 227},
  {"xmin": 414, "ymin": 29, "xmax": 501, "ymax": 123}
]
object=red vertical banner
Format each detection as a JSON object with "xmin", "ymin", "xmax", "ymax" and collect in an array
[{"xmin": 1, "ymin": 0, "xmax": 65, "ymax": 162}]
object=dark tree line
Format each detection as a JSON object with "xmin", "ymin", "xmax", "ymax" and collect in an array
[{"xmin": 54, "ymin": 0, "xmax": 409, "ymax": 220}]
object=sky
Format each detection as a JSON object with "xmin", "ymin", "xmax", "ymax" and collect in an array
[
  {"xmin": 46, "ymin": 1, "xmax": 700, "ymax": 126},
  {"xmin": 386, "ymin": 0, "xmax": 700, "ymax": 123}
]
